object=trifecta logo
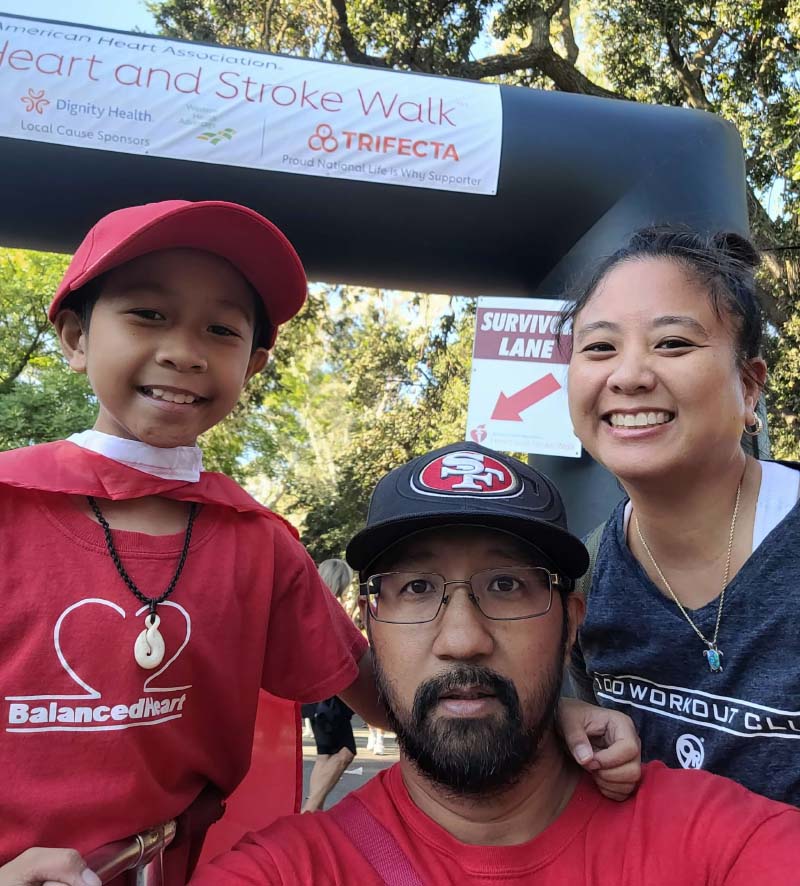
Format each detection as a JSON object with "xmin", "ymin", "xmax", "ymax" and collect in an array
[
  {"xmin": 285, "ymin": 123, "xmax": 482, "ymax": 189},
  {"xmin": 306, "ymin": 122, "xmax": 460, "ymax": 160}
]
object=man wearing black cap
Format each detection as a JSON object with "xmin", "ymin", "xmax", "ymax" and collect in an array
[{"xmin": 191, "ymin": 444, "xmax": 799, "ymax": 884}]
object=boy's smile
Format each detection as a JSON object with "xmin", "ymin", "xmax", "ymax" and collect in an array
[
  {"xmin": 57, "ymin": 248, "xmax": 268, "ymax": 448},
  {"xmin": 140, "ymin": 385, "xmax": 205, "ymax": 405}
]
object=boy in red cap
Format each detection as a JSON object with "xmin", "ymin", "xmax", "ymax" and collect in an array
[{"xmin": 0, "ymin": 200, "xmax": 383, "ymax": 883}]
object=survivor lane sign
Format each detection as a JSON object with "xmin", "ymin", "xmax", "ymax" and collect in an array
[{"xmin": 465, "ymin": 297, "xmax": 581, "ymax": 458}]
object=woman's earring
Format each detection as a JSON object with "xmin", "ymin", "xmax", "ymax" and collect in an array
[{"xmin": 744, "ymin": 414, "xmax": 764, "ymax": 437}]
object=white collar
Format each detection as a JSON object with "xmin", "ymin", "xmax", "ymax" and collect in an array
[{"xmin": 67, "ymin": 429, "xmax": 203, "ymax": 482}]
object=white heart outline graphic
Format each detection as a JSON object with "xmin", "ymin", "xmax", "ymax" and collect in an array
[
  {"xmin": 135, "ymin": 601, "xmax": 192, "ymax": 692},
  {"xmin": 5, "ymin": 597, "xmax": 192, "ymax": 701}
]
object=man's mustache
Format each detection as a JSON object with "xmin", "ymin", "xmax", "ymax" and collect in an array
[{"xmin": 412, "ymin": 664, "xmax": 520, "ymax": 722}]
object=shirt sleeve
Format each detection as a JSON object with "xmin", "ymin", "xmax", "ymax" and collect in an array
[
  {"xmin": 260, "ymin": 529, "xmax": 368, "ymax": 703},
  {"xmin": 723, "ymin": 809, "xmax": 800, "ymax": 883},
  {"xmin": 189, "ymin": 831, "xmax": 284, "ymax": 885},
  {"xmin": 643, "ymin": 765, "xmax": 800, "ymax": 882},
  {"xmin": 567, "ymin": 638, "xmax": 596, "ymax": 702}
]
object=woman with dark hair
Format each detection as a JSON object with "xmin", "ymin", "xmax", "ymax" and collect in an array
[{"xmin": 563, "ymin": 226, "xmax": 800, "ymax": 805}]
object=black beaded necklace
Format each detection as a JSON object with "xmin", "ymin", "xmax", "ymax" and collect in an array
[{"xmin": 87, "ymin": 495, "xmax": 197, "ymax": 669}]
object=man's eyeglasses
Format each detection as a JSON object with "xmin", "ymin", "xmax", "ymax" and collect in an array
[{"xmin": 361, "ymin": 567, "xmax": 564, "ymax": 624}]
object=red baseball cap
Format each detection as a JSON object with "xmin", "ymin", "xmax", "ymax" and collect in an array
[{"xmin": 48, "ymin": 199, "xmax": 307, "ymax": 346}]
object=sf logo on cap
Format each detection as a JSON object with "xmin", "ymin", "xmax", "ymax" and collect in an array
[{"xmin": 415, "ymin": 452, "xmax": 519, "ymax": 496}]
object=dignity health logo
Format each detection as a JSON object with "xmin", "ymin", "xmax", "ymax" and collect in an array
[{"xmin": 20, "ymin": 87, "xmax": 49, "ymax": 114}]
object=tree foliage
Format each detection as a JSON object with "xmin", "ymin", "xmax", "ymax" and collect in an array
[
  {"xmin": 0, "ymin": 250, "xmax": 96, "ymax": 449},
  {"xmin": 254, "ymin": 290, "xmax": 475, "ymax": 561}
]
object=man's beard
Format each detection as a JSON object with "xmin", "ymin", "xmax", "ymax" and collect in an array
[{"xmin": 374, "ymin": 656, "xmax": 563, "ymax": 799}]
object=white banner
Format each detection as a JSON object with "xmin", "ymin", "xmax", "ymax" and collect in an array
[
  {"xmin": 466, "ymin": 297, "xmax": 581, "ymax": 458},
  {"xmin": 0, "ymin": 14, "xmax": 502, "ymax": 195}
]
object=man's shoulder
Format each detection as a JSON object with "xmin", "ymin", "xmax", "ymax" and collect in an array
[
  {"xmin": 251, "ymin": 766, "xmax": 395, "ymax": 846},
  {"xmin": 634, "ymin": 760, "xmax": 798, "ymax": 829},
  {"xmin": 627, "ymin": 762, "xmax": 800, "ymax": 878},
  {"xmin": 191, "ymin": 771, "xmax": 395, "ymax": 885}
]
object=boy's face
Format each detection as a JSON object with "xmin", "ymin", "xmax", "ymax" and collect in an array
[{"xmin": 56, "ymin": 248, "xmax": 269, "ymax": 448}]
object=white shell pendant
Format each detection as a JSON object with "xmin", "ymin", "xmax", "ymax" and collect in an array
[{"xmin": 134, "ymin": 614, "xmax": 165, "ymax": 670}]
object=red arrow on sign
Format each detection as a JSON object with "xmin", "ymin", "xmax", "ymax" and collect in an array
[{"xmin": 491, "ymin": 373, "xmax": 561, "ymax": 421}]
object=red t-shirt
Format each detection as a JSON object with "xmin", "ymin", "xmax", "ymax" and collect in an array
[
  {"xmin": 0, "ymin": 450, "xmax": 367, "ymax": 874},
  {"xmin": 191, "ymin": 762, "xmax": 800, "ymax": 884}
]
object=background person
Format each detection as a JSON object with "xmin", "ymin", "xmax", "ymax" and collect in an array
[
  {"xmin": 302, "ymin": 559, "xmax": 359, "ymax": 813},
  {"xmin": 188, "ymin": 443, "xmax": 800, "ymax": 884},
  {"xmin": 563, "ymin": 226, "xmax": 800, "ymax": 805},
  {"xmin": 366, "ymin": 724, "xmax": 385, "ymax": 755}
]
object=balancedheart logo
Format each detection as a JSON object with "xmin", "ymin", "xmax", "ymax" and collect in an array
[{"xmin": 4, "ymin": 598, "xmax": 193, "ymax": 734}]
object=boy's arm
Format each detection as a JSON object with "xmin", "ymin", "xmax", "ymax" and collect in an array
[
  {"xmin": 261, "ymin": 536, "xmax": 371, "ymax": 706},
  {"xmin": 337, "ymin": 649, "xmax": 389, "ymax": 730}
]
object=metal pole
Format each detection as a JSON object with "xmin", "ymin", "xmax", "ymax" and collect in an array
[
  {"xmin": 85, "ymin": 821, "xmax": 176, "ymax": 885},
  {"xmin": 133, "ymin": 850, "xmax": 165, "ymax": 886}
]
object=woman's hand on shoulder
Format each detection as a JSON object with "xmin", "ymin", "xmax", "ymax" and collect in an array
[
  {"xmin": 0, "ymin": 847, "xmax": 100, "ymax": 886},
  {"xmin": 557, "ymin": 697, "xmax": 642, "ymax": 801}
]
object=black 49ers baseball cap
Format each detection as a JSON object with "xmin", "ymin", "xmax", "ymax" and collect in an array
[{"xmin": 346, "ymin": 441, "xmax": 589, "ymax": 580}]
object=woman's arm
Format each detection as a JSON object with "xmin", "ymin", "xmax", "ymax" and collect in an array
[{"xmin": 558, "ymin": 697, "xmax": 642, "ymax": 801}]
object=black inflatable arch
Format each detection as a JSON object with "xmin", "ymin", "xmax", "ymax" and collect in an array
[{"xmin": 0, "ymin": 15, "xmax": 748, "ymax": 534}]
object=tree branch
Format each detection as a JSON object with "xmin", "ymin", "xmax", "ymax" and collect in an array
[
  {"xmin": 747, "ymin": 184, "xmax": 792, "ymax": 326},
  {"xmin": 558, "ymin": 0, "xmax": 579, "ymax": 66},
  {"xmin": 0, "ymin": 330, "xmax": 44, "ymax": 395},
  {"xmin": 331, "ymin": 0, "xmax": 390, "ymax": 68},
  {"xmin": 456, "ymin": 1, "xmax": 621, "ymax": 96},
  {"xmin": 454, "ymin": 44, "xmax": 618, "ymax": 96},
  {"xmin": 664, "ymin": 26, "xmax": 714, "ymax": 111},
  {"xmin": 330, "ymin": 0, "xmax": 620, "ymax": 94},
  {"xmin": 692, "ymin": 26, "xmax": 725, "ymax": 67}
]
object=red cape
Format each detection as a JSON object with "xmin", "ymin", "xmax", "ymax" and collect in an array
[{"xmin": 0, "ymin": 440, "xmax": 298, "ymax": 537}]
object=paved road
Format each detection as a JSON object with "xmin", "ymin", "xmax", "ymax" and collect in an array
[{"xmin": 301, "ymin": 719, "xmax": 398, "ymax": 808}]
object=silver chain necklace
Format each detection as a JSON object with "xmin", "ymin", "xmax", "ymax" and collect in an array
[{"xmin": 634, "ymin": 481, "xmax": 741, "ymax": 673}]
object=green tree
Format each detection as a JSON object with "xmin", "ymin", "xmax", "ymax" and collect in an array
[
  {"xmin": 0, "ymin": 249, "xmax": 96, "ymax": 449},
  {"xmin": 293, "ymin": 296, "xmax": 476, "ymax": 560}
]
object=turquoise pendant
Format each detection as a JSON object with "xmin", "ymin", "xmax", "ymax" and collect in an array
[{"xmin": 703, "ymin": 645, "xmax": 723, "ymax": 673}]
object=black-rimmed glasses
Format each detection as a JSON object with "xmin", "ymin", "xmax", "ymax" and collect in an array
[{"xmin": 361, "ymin": 567, "xmax": 562, "ymax": 624}]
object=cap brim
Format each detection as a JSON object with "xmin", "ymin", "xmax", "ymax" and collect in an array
[
  {"xmin": 49, "ymin": 202, "xmax": 306, "ymax": 338},
  {"xmin": 346, "ymin": 513, "xmax": 589, "ymax": 579}
]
